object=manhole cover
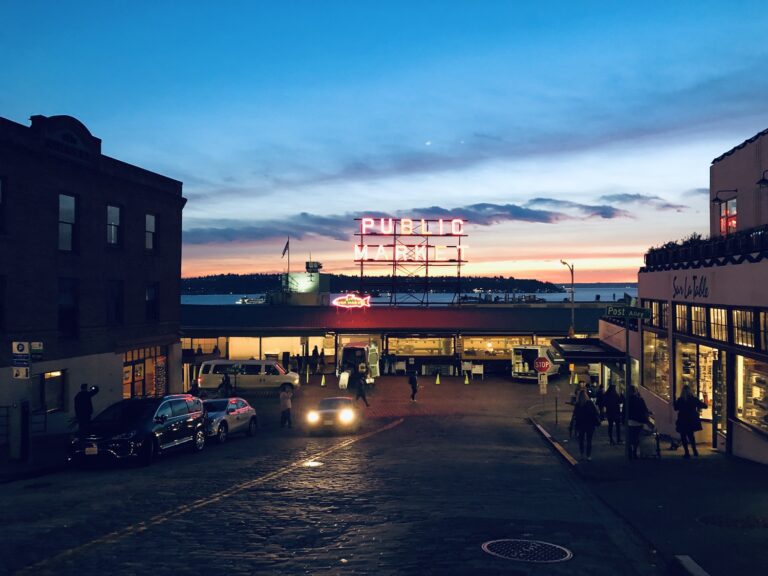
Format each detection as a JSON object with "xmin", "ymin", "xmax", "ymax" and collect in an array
[{"xmin": 481, "ymin": 539, "xmax": 573, "ymax": 563}]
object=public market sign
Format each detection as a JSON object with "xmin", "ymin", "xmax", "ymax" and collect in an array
[
  {"xmin": 605, "ymin": 305, "xmax": 651, "ymax": 320},
  {"xmin": 354, "ymin": 217, "xmax": 468, "ymax": 263},
  {"xmin": 332, "ymin": 294, "xmax": 372, "ymax": 309}
]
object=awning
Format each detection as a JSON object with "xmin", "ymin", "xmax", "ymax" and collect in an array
[{"xmin": 551, "ymin": 338, "xmax": 624, "ymax": 363}]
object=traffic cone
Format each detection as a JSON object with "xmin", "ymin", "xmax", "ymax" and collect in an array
[
  {"xmin": 435, "ymin": 373, "xmax": 441, "ymax": 385},
  {"xmin": 320, "ymin": 374, "xmax": 326, "ymax": 387},
  {"xmin": 464, "ymin": 372, "xmax": 469, "ymax": 385}
]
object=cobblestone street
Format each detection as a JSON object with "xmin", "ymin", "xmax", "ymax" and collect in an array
[{"xmin": 0, "ymin": 378, "xmax": 663, "ymax": 576}]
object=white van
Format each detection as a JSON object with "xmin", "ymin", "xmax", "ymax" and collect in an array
[
  {"xmin": 197, "ymin": 360, "xmax": 300, "ymax": 392},
  {"xmin": 511, "ymin": 346, "xmax": 560, "ymax": 380}
]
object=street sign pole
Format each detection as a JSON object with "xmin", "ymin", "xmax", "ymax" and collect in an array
[{"xmin": 625, "ymin": 308, "xmax": 631, "ymax": 460}]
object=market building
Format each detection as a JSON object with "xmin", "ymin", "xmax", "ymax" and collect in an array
[
  {"xmin": 603, "ymin": 128, "xmax": 768, "ymax": 465},
  {"xmin": 0, "ymin": 114, "xmax": 186, "ymax": 444}
]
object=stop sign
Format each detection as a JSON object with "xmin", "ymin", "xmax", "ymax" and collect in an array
[{"xmin": 533, "ymin": 357, "xmax": 551, "ymax": 373}]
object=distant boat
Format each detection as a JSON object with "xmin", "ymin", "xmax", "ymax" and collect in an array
[{"xmin": 236, "ymin": 296, "xmax": 266, "ymax": 305}]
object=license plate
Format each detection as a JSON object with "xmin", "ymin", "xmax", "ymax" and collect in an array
[
  {"xmin": 323, "ymin": 420, "xmax": 333, "ymax": 425},
  {"xmin": 85, "ymin": 445, "xmax": 98, "ymax": 455}
]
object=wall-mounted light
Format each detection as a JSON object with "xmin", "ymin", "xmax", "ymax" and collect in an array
[
  {"xmin": 711, "ymin": 189, "xmax": 737, "ymax": 206},
  {"xmin": 756, "ymin": 170, "xmax": 768, "ymax": 187}
]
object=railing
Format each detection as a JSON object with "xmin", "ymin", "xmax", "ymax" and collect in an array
[{"xmin": 642, "ymin": 224, "xmax": 768, "ymax": 272}]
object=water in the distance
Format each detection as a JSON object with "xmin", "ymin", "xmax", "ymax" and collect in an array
[{"xmin": 182, "ymin": 285, "xmax": 638, "ymax": 305}]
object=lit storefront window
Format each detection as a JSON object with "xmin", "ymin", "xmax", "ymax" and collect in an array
[
  {"xmin": 675, "ymin": 304, "xmax": 688, "ymax": 334},
  {"xmin": 719, "ymin": 198, "xmax": 737, "ymax": 236},
  {"xmin": 761, "ymin": 311, "xmax": 768, "ymax": 352},
  {"xmin": 389, "ymin": 336, "xmax": 453, "ymax": 356},
  {"xmin": 660, "ymin": 302, "xmax": 669, "ymax": 329},
  {"xmin": 710, "ymin": 308, "xmax": 727, "ymax": 342},
  {"xmin": 123, "ymin": 346, "xmax": 167, "ymax": 398},
  {"xmin": 643, "ymin": 331, "xmax": 670, "ymax": 401},
  {"xmin": 735, "ymin": 355, "xmax": 768, "ymax": 434},
  {"xmin": 691, "ymin": 306, "xmax": 707, "ymax": 337},
  {"xmin": 461, "ymin": 336, "xmax": 532, "ymax": 359},
  {"xmin": 675, "ymin": 341, "xmax": 715, "ymax": 420},
  {"xmin": 733, "ymin": 309, "xmax": 755, "ymax": 348}
]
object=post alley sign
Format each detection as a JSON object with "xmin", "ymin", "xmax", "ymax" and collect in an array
[{"xmin": 354, "ymin": 217, "xmax": 468, "ymax": 263}]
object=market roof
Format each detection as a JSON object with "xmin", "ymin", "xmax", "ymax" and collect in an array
[
  {"xmin": 712, "ymin": 127, "xmax": 768, "ymax": 165},
  {"xmin": 181, "ymin": 304, "xmax": 608, "ymax": 337},
  {"xmin": 550, "ymin": 338, "xmax": 624, "ymax": 363}
]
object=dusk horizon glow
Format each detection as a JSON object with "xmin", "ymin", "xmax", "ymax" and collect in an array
[{"xmin": 4, "ymin": 2, "xmax": 768, "ymax": 284}]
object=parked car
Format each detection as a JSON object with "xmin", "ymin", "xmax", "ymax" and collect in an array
[
  {"xmin": 306, "ymin": 396, "xmax": 360, "ymax": 434},
  {"xmin": 69, "ymin": 394, "xmax": 206, "ymax": 465},
  {"xmin": 203, "ymin": 397, "xmax": 258, "ymax": 443},
  {"xmin": 197, "ymin": 359, "xmax": 300, "ymax": 394}
]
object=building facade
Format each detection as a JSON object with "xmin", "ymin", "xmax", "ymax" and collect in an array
[
  {"xmin": 608, "ymin": 128, "xmax": 768, "ymax": 465},
  {"xmin": 0, "ymin": 114, "xmax": 186, "ymax": 440}
]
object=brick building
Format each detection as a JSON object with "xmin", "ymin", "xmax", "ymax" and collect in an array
[{"xmin": 0, "ymin": 114, "xmax": 186, "ymax": 438}]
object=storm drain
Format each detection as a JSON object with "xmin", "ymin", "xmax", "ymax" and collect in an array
[{"xmin": 481, "ymin": 539, "xmax": 573, "ymax": 563}]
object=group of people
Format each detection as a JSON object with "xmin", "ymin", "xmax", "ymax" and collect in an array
[
  {"xmin": 571, "ymin": 383, "xmax": 707, "ymax": 461},
  {"xmin": 292, "ymin": 346, "xmax": 326, "ymax": 375}
]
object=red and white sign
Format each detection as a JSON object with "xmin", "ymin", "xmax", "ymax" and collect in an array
[
  {"xmin": 533, "ymin": 357, "xmax": 552, "ymax": 373},
  {"xmin": 332, "ymin": 294, "xmax": 372, "ymax": 309}
]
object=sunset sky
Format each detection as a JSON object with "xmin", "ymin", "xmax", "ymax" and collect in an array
[{"xmin": 3, "ymin": 2, "xmax": 768, "ymax": 282}]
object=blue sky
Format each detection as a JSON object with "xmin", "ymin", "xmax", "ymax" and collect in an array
[{"xmin": 3, "ymin": 1, "xmax": 768, "ymax": 281}]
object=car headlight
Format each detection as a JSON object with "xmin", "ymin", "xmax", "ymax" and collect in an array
[
  {"xmin": 339, "ymin": 409, "xmax": 355, "ymax": 424},
  {"xmin": 112, "ymin": 431, "xmax": 136, "ymax": 440},
  {"xmin": 307, "ymin": 411, "xmax": 320, "ymax": 424}
]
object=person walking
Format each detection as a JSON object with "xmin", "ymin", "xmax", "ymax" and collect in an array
[
  {"xmin": 74, "ymin": 383, "xmax": 99, "ymax": 433},
  {"xmin": 602, "ymin": 384, "xmax": 623, "ymax": 445},
  {"xmin": 572, "ymin": 390, "xmax": 601, "ymax": 460},
  {"xmin": 625, "ymin": 385, "xmax": 650, "ymax": 460},
  {"xmin": 311, "ymin": 345, "xmax": 319, "ymax": 374},
  {"xmin": 674, "ymin": 384, "xmax": 707, "ymax": 458},
  {"xmin": 279, "ymin": 386, "xmax": 293, "ymax": 428},
  {"xmin": 319, "ymin": 349, "xmax": 326, "ymax": 374},
  {"xmin": 408, "ymin": 371, "xmax": 419, "ymax": 402},
  {"xmin": 354, "ymin": 369, "xmax": 370, "ymax": 407},
  {"xmin": 218, "ymin": 372, "xmax": 233, "ymax": 397}
]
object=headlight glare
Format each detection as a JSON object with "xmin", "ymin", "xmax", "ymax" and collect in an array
[
  {"xmin": 339, "ymin": 409, "xmax": 355, "ymax": 424},
  {"xmin": 307, "ymin": 411, "xmax": 320, "ymax": 423}
]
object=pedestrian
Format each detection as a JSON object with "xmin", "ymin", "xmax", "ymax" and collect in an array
[
  {"xmin": 311, "ymin": 345, "xmax": 319, "ymax": 374},
  {"xmin": 408, "ymin": 371, "xmax": 419, "ymax": 402},
  {"xmin": 218, "ymin": 372, "xmax": 233, "ymax": 397},
  {"xmin": 319, "ymin": 349, "xmax": 326, "ymax": 374},
  {"xmin": 212, "ymin": 344, "xmax": 220, "ymax": 356},
  {"xmin": 354, "ymin": 368, "xmax": 370, "ymax": 407},
  {"xmin": 195, "ymin": 344, "xmax": 203, "ymax": 355},
  {"xmin": 74, "ymin": 383, "xmax": 99, "ymax": 433},
  {"xmin": 279, "ymin": 386, "xmax": 293, "ymax": 428},
  {"xmin": 189, "ymin": 380, "xmax": 200, "ymax": 397},
  {"xmin": 602, "ymin": 384, "xmax": 623, "ymax": 445},
  {"xmin": 674, "ymin": 384, "xmax": 707, "ymax": 458},
  {"xmin": 625, "ymin": 385, "xmax": 650, "ymax": 460},
  {"xmin": 386, "ymin": 352, "xmax": 394, "ymax": 375},
  {"xmin": 572, "ymin": 390, "xmax": 601, "ymax": 460}
]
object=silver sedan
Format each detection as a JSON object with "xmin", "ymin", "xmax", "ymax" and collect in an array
[{"xmin": 203, "ymin": 397, "xmax": 258, "ymax": 443}]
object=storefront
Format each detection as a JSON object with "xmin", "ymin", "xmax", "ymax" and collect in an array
[{"xmin": 122, "ymin": 346, "xmax": 168, "ymax": 398}]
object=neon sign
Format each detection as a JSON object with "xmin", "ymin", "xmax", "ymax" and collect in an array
[
  {"xmin": 332, "ymin": 294, "xmax": 372, "ymax": 308},
  {"xmin": 355, "ymin": 217, "xmax": 468, "ymax": 263}
]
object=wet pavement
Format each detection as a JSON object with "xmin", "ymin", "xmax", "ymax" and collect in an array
[{"xmin": 2, "ymin": 376, "xmax": 666, "ymax": 575}]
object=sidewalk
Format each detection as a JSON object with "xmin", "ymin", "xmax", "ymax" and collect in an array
[
  {"xmin": 529, "ymin": 402, "xmax": 768, "ymax": 576},
  {"xmin": 0, "ymin": 433, "xmax": 71, "ymax": 483}
]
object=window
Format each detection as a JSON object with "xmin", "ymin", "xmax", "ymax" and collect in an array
[
  {"xmin": 761, "ymin": 312, "xmax": 768, "ymax": 352},
  {"xmin": 642, "ymin": 331, "xmax": 670, "ymax": 401},
  {"xmin": 734, "ymin": 309, "xmax": 755, "ymax": 348},
  {"xmin": 710, "ymin": 308, "xmax": 728, "ymax": 342},
  {"xmin": 691, "ymin": 306, "xmax": 707, "ymax": 337},
  {"xmin": 735, "ymin": 355, "xmax": 768, "ymax": 435},
  {"xmin": 145, "ymin": 283, "xmax": 159, "ymax": 321},
  {"xmin": 242, "ymin": 364, "xmax": 262, "ymax": 375},
  {"xmin": 41, "ymin": 370, "xmax": 66, "ymax": 413},
  {"xmin": 720, "ymin": 198, "xmax": 737, "ymax": 236},
  {"xmin": 58, "ymin": 278, "xmax": 79, "ymax": 338},
  {"xmin": 107, "ymin": 205, "xmax": 121, "ymax": 246},
  {"xmin": 170, "ymin": 399, "xmax": 189, "ymax": 417},
  {"xmin": 145, "ymin": 214, "xmax": 156, "ymax": 250},
  {"xmin": 58, "ymin": 194, "xmax": 76, "ymax": 251},
  {"xmin": 155, "ymin": 402, "xmax": 173, "ymax": 419},
  {"xmin": 659, "ymin": 302, "xmax": 669, "ymax": 330},
  {"xmin": 675, "ymin": 304, "xmax": 689, "ymax": 334},
  {"xmin": 106, "ymin": 280, "xmax": 124, "ymax": 326}
]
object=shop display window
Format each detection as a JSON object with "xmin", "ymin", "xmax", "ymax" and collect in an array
[
  {"xmin": 710, "ymin": 308, "xmax": 727, "ymax": 342},
  {"xmin": 674, "ymin": 341, "xmax": 716, "ymax": 420},
  {"xmin": 676, "ymin": 341, "xmax": 697, "ymax": 402},
  {"xmin": 461, "ymin": 336, "xmax": 531, "ymax": 358},
  {"xmin": 760, "ymin": 312, "xmax": 768, "ymax": 352},
  {"xmin": 643, "ymin": 332, "xmax": 670, "ymax": 401},
  {"xmin": 675, "ymin": 304, "xmax": 688, "ymax": 334},
  {"xmin": 389, "ymin": 337, "xmax": 452, "ymax": 356},
  {"xmin": 691, "ymin": 306, "xmax": 707, "ymax": 337},
  {"xmin": 735, "ymin": 356, "xmax": 768, "ymax": 434},
  {"xmin": 733, "ymin": 309, "xmax": 755, "ymax": 348}
]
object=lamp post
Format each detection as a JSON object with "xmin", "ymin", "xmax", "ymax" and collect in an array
[{"xmin": 560, "ymin": 260, "xmax": 575, "ymax": 337}]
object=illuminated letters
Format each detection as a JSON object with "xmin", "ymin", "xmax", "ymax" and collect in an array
[
  {"xmin": 380, "ymin": 218, "xmax": 394, "ymax": 234},
  {"xmin": 354, "ymin": 244, "xmax": 369, "ymax": 260},
  {"xmin": 354, "ymin": 217, "xmax": 468, "ymax": 263},
  {"xmin": 401, "ymin": 218, "xmax": 413, "ymax": 235},
  {"xmin": 451, "ymin": 219, "xmax": 464, "ymax": 235},
  {"xmin": 361, "ymin": 218, "xmax": 375, "ymax": 234}
]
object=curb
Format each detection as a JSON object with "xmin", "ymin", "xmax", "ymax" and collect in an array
[{"xmin": 528, "ymin": 413, "xmax": 712, "ymax": 576}]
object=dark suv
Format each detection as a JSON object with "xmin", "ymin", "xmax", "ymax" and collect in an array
[{"xmin": 69, "ymin": 394, "xmax": 206, "ymax": 465}]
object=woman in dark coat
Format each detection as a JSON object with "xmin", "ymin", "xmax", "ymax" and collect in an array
[
  {"xmin": 625, "ymin": 386, "xmax": 650, "ymax": 460},
  {"xmin": 674, "ymin": 385, "xmax": 707, "ymax": 458},
  {"xmin": 572, "ymin": 390, "xmax": 601, "ymax": 460},
  {"xmin": 602, "ymin": 384, "xmax": 623, "ymax": 445}
]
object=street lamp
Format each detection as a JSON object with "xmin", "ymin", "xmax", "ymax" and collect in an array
[{"xmin": 560, "ymin": 260, "xmax": 575, "ymax": 337}]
